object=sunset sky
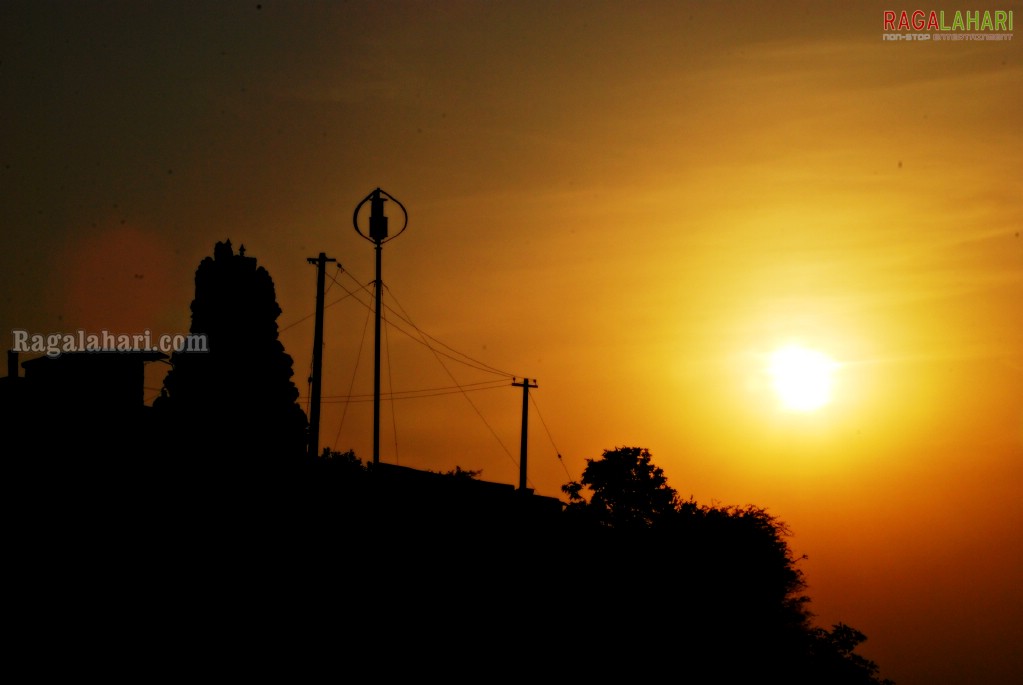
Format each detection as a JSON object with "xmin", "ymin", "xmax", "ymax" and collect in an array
[{"xmin": 2, "ymin": 1, "xmax": 1020, "ymax": 682}]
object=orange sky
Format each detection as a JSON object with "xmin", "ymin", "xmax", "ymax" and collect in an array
[{"xmin": 2, "ymin": 2, "xmax": 1020, "ymax": 682}]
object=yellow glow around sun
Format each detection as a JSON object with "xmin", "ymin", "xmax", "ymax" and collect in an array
[{"xmin": 768, "ymin": 345, "xmax": 839, "ymax": 412}]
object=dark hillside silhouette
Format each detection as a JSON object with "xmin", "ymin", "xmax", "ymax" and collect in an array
[
  {"xmin": 217, "ymin": 445, "xmax": 893, "ymax": 683},
  {"xmin": 2, "ymin": 243, "xmax": 892, "ymax": 684},
  {"xmin": 153, "ymin": 240, "xmax": 307, "ymax": 475}
]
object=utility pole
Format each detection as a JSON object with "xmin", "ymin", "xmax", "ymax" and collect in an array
[
  {"xmin": 353, "ymin": 188, "xmax": 407, "ymax": 466},
  {"xmin": 370, "ymin": 195, "xmax": 384, "ymax": 467},
  {"xmin": 307, "ymin": 252, "xmax": 336, "ymax": 460},
  {"xmin": 512, "ymin": 377, "xmax": 537, "ymax": 492}
]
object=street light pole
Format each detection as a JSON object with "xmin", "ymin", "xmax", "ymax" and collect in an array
[{"xmin": 353, "ymin": 188, "xmax": 407, "ymax": 466}]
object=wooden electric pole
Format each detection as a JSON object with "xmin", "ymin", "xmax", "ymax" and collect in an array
[
  {"xmin": 512, "ymin": 377, "xmax": 537, "ymax": 492},
  {"xmin": 307, "ymin": 252, "xmax": 336, "ymax": 460}
]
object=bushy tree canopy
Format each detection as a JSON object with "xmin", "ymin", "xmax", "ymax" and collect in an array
[
  {"xmin": 560, "ymin": 445, "xmax": 893, "ymax": 684},
  {"xmin": 154, "ymin": 240, "xmax": 307, "ymax": 470},
  {"xmin": 563, "ymin": 446, "xmax": 678, "ymax": 528}
]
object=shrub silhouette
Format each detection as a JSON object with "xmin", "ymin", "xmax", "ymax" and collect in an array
[{"xmin": 559, "ymin": 445, "xmax": 893, "ymax": 683}]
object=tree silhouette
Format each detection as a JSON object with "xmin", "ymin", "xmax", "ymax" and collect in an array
[
  {"xmin": 807, "ymin": 623, "xmax": 896, "ymax": 685},
  {"xmin": 563, "ymin": 445, "xmax": 679, "ymax": 528},
  {"xmin": 437, "ymin": 465, "xmax": 482, "ymax": 480},
  {"xmin": 559, "ymin": 445, "xmax": 894, "ymax": 684},
  {"xmin": 153, "ymin": 240, "xmax": 307, "ymax": 476}
]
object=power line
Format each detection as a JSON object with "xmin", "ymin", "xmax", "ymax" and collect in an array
[
  {"xmin": 314, "ymin": 378, "xmax": 511, "ymax": 400},
  {"xmin": 284, "ymin": 268, "xmax": 515, "ymax": 380},
  {"xmin": 285, "ymin": 262, "xmax": 556, "ymax": 486},
  {"xmin": 340, "ymin": 269, "xmax": 514, "ymax": 378},
  {"xmin": 383, "ymin": 281, "xmax": 513, "ymax": 378},
  {"xmin": 278, "ymin": 284, "xmax": 358, "ymax": 335},
  {"xmin": 383, "ymin": 299, "xmax": 400, "ymax": 465},
  {"xmin": 384, "ymin": 284, "xmax": 520, "ymax": 473},
  {"xmin": 305, "ymin": 382, "xmax": 509, "ymax": 404},
  {"xmin": 529, "ymin": 391, "xmax": 574, "ymax": 481},
  {"xmin": 332, "ymin": 297, "xmax": 372, "ymax": 452}
]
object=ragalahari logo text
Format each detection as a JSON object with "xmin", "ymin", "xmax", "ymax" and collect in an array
[{"xmin": 882, "ymin": 9, "xmax": 1014, "ymax": 41}]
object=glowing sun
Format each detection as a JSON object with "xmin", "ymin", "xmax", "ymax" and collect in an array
[{"xmin": 768, "ymin": 345, "xmax": 839, "ymax": 412}]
